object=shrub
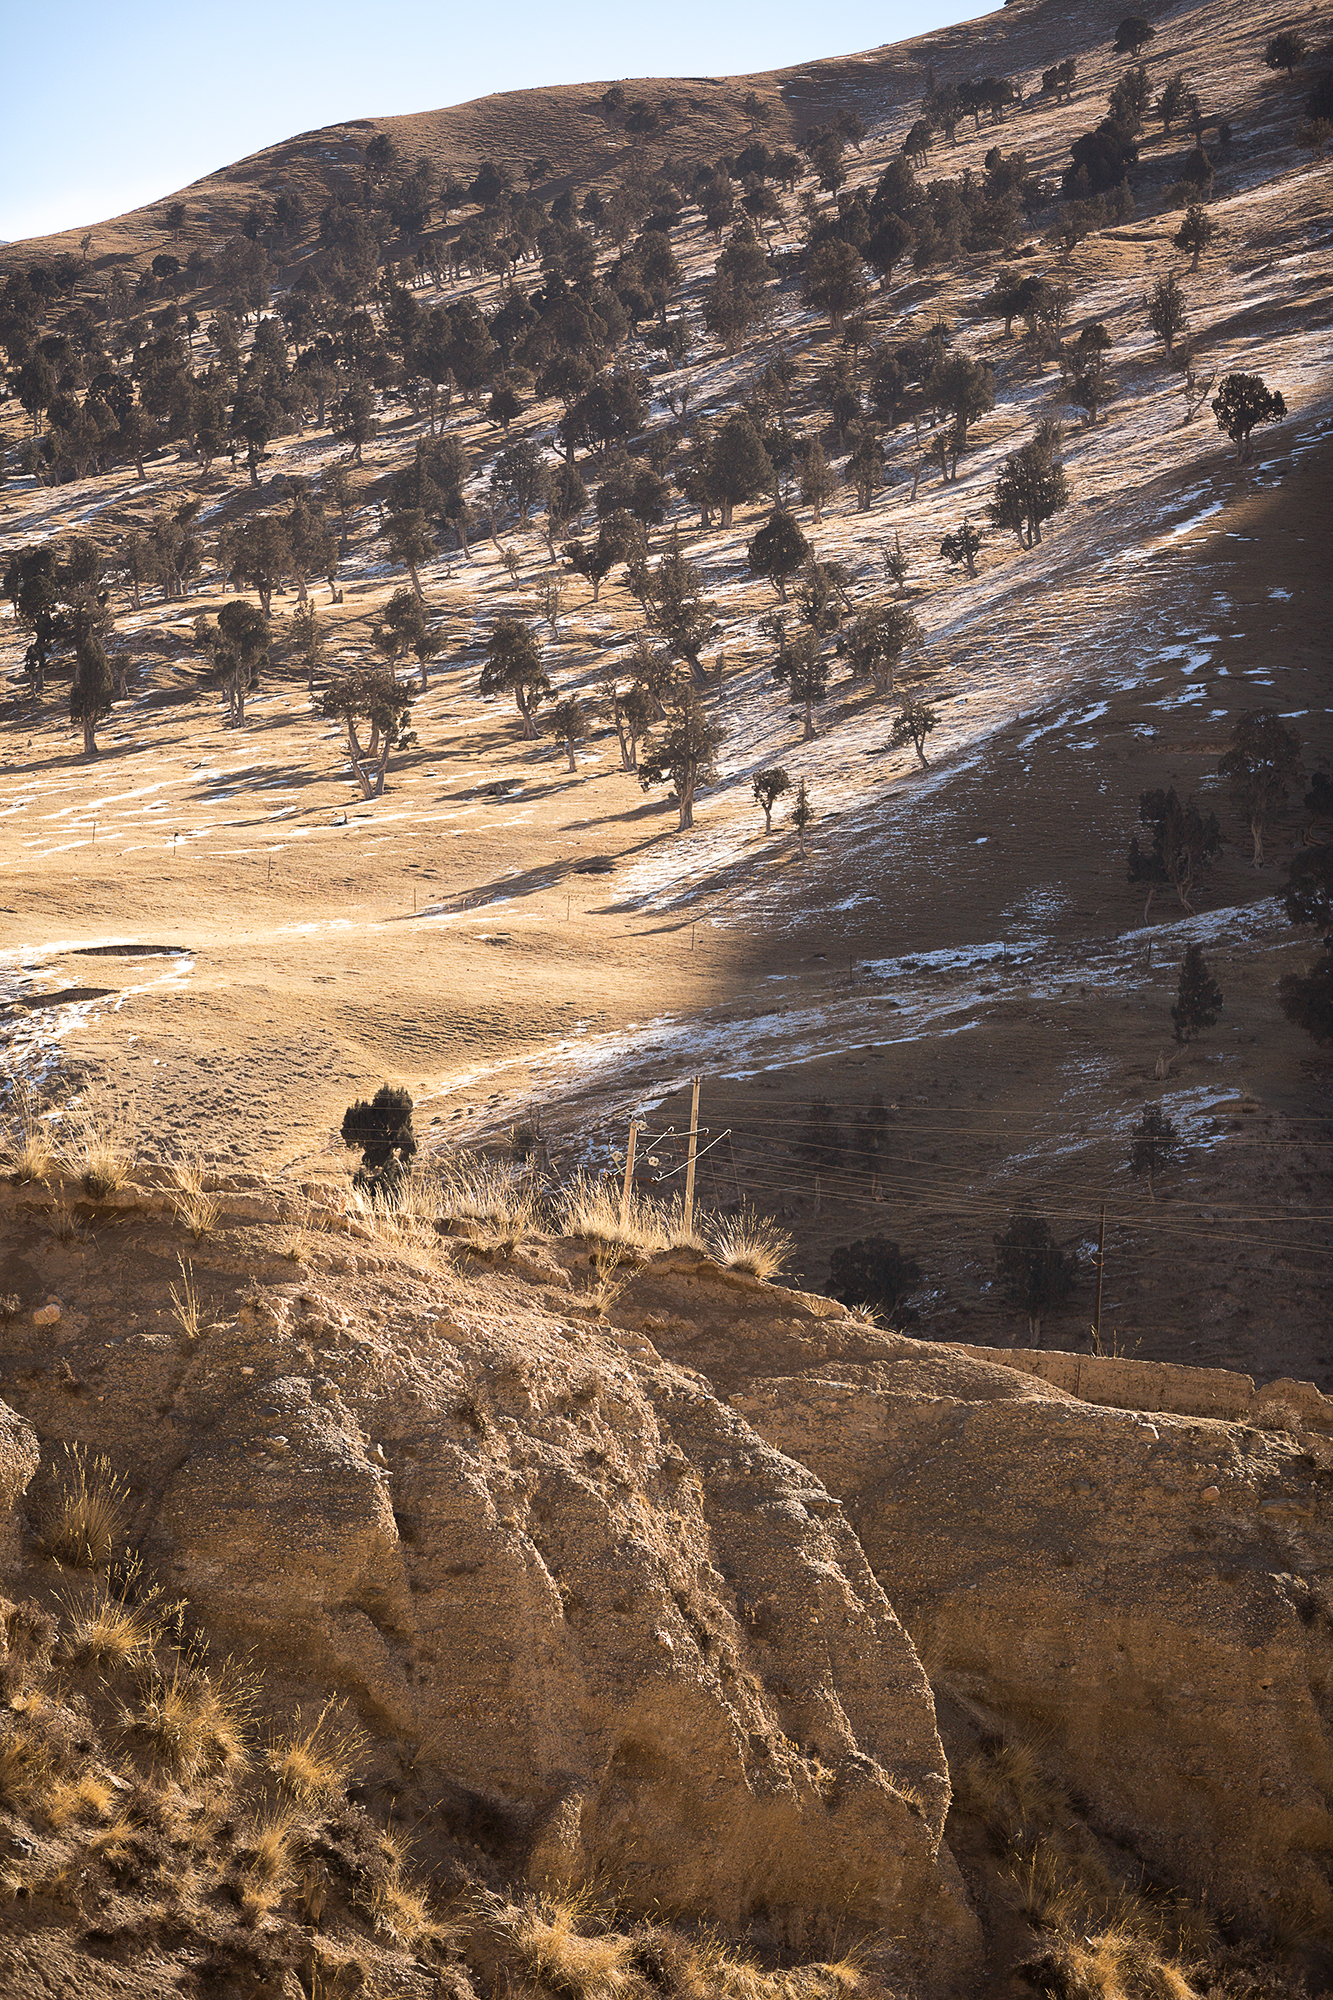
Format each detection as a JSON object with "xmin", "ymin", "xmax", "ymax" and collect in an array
[
  {"xmin": 342, "ymin": 1083, "xmax": 417, "ymax": 1189},
  {"xmin": 38, "ymin": 1444, "xmax": 130, "ymax": 1570}
]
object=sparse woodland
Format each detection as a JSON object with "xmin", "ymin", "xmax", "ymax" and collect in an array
[{"xmin": 1, "ymin": 1, "xmax": 1333, "ymax": 1989}]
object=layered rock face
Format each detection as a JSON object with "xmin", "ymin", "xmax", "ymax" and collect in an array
[
  {"xmin": 0, "ymin": 1196, "xmax": 979, "ymax": 1989},
  {"xmin": 736, "ymin": 1362, "xmax": 1333, "ymax": 1936}
]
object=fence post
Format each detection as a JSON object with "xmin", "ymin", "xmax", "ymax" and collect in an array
[
  {"xmin": 620, "ymin": 1122, "xmax": 638, "ymax": 1228},
  {"xmin": 683, "ymin": 1078, "xmax": 701, "ymax": 1235}
]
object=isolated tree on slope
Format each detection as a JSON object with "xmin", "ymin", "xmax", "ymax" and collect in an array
[
  {"xmin": 748, "ymin": 508, "xmax": 811, "ymax": 601},
  {"xmin": 321, "ymin": 667, "xmax": 416, "ymax": 799},
  {"xmin": 480, "ymin": 620, "xmax": 552, "ymax": 739},
  {"xmin": 1172, "ymin": 943, "xmax": 1223, "ymax": 1044},
  {"xmin": 1129, "ymin": 1105, "xmax": 1181, "ymax": 1199},
  {"xmin": 1128, "ymin": 789, "xmax": 1221, "ymax": 918},
  {"xmin": 888, "ymin": 695, "xmax": 937, "ymax": 768},
  {"xmin": 638, "ymin": 686, "xmax": 723, "ymax": 831},
  {"xmin": 1212, "ymin": 373, "xmax": 1287, "ymax": 461},
  {"xmin": 545, "ymin": 695, "xmax": 586, "ymax": 773},
  {"xmin": 828, "ymin": 1237, "xmax": 921, "ymax": 1326},
  {"xmin": 70, "ymin": 632, "xmax": 115, "ymax": 758},
  {"xmin": 752, "ymin": 767, "xmax": 790, "ymax": 833},
  {"xmin": 1218, "ymin": 709, "xmax": 1302, "ymax": 865},
  {"xmin": 342, "ymin": 1083, "xmax": 416, "ymax": 1190},
  {"xmin": 995, "ymin": 1214, "xmax": 1076, "ymax": 1344}
]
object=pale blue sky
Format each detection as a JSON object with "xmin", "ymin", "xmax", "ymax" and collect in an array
[{"xmin": 1, "ymin": 0, "xmax": 987, "ymax": 244}]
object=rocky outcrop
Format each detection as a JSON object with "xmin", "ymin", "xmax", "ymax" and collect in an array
[
  {"xmin": 736, "ymin": 1362, "xmax": 1333, "ymax": 1936},
  {"xmin": 0, "ymin": 1396, "xmax": 39, "ymax": 1577},
  {"xmin": 0, "ymin": 1211, "xmax": 980, "ymax": 1990}
]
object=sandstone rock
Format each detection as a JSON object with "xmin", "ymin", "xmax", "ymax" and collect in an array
[
  {"xmin": 736, "ymin": 1363, "xmax": 1333, "ymax": 1935},
  {"xmin": 0, "ymin": 1396, "xmax": 39, "ymax": 1576}
]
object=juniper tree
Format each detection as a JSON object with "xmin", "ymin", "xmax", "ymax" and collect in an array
[
  {"xmin": 1113, "ymin": 16, "xmax": 1153, "ymax": 56},
  {"xmin": 637, "ymin": 685, "xmax": 723, "ymax": 831},
  {"xmin": 1264, "ymin": 31, "xmax": 1307, "ymax": 73},
  {"xmin": 342, "ymin": 1084, "xmax": 416, "ymax": 1190},
  {"xmin": 1129, "ymin": 1105, "xmax": 1181, "ymax": 1198},
  {"xmin": 1218, "ymin": 709, "xmax": 1302, "ymax": 865},
  {"xmin": 702, "ymin": 412, "xmax": 774, "ymax": 529},
  {"xmin": 747, "ymin": 508, "xmax": 811, "ymax": 600},
  {"xmin": 195, "ymin": 601, "xmax": 269, "ymax": 726},
  {"xmin": 843, "ymin": 603, "xmax": 922, "ymax": 696},
  {"xmin": 798, "ymin": 439, "xmax": 836, "ymax": 521},
  {"xmin": 988, "ymin": 423, "xmax": 1068, "ymax": 547},
  {"xmin": 545, "ymin": 695, "xmax": 586, "ymax": 773},
  {"xmin": 1278, "ymin": 832, "xmax": 1333, "ymax": 1044},
  {"xmin": 791, "ymin": 777, "xmax": 814, "ymax": 857},
  {"xmin": 888, "ymin": 696, "xmax": 937, "ymax": 767},
  {"xmin": 1212, "ymin": 373, "xmax": 1287, "ymax": 461},
  {"xmin": 381, "ymin": 508, "xmax": 433, "ymax": 602},
  {"xmin": 770, "ymin": 624, "xmax": 830, "ymax": 741},
  {"xmin": 1171, "ymin": 943, "xmax": 1224, "ymax": 1044},
  {"xmin": 640, "ymin": 536, "xmax": 717, "ymax": 682},
  {"xmin": 1146, "ymin": 273, "xmax": 1189, "ymax": 357},
  {"xmin": 828, "ymin": 1236, "xmax": 921, "ymax": 1325},
  {"xmin": 70, "ymin": 632, "xmax": 114, "ymax": 757},
  {"xmin": 327, "ymin": 667, "xmax": 416, "ymax": 798},
  {"xmin": 479, "ymin": 619, "xmax": 552, "ymax": 739},
  {"xmin": 288, "ymin": 600, "xmax": 325, "ymax": 691},
  {"xmin": 1128, "ymin": 789, "xmax": 1221, "ymax": 918},
  {"xmin": 752, "ymin": 767, "xmax": 790, "ymax": 833},
  {"xmin": 1174, "ymin": 204, "xmax": 1215, "ymax": 271},
  {"xmin": 995, "ymin": 1213, "xmax": 1077, "ymax": 1344},
  {"xmin": 940, "ymin": 521, "xmax": 983, "ymax": 577},
  {"xmin": 847, "ymin": 426, "xmax": 885, "ymax": 510}
]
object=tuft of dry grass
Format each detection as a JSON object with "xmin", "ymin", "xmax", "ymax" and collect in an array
[
  {"xmin": 168, "ymin": 1254, "xmax": 206, "ymax": 1342},
  {"xmin": 437, "ymin": 1153, "xmax": 542, "ymax": 1245},
  {"xmin": 706, "ymin": 1209, "xmax": 793, "ymax": 1280},
  {"xmin": 264, "ymin": 1697, "xmax": 365, "ymax": 1805},
  {"xmin": 38, "ymin": 1444, "xmax": 131, "ymax": 1570},
  {"xmin": 169, "ymin": 1150, "xmax": 221, "ymax": 1239},
  {"xmin": 555, "ymin": 1172, "xmax": 706, "ymax": 1255},
  {"xmin": 43, "ymin": 1768, "xmax": 115, "ymax": 1829},
  {"xmin": 511, "ymin": 1889, "xmax": 639, "ymax": 1998},
  {"xmin": 369, "ymin": 1867, "xmax": 439, "ymax": 1946},
  {"xmin": 1, "ymin": 1079, "xmax": 57, "ymax": 1185},
  {"xmin": 56, "ymin": 1568, "xmax": 158, "ymax": 1671},
  {"xmin": 120, "ymin": 1658, "xmax": 251, "ymax": 1784},
  {"xmin": 60, "ymin": 1085, "xmax": 137, "ymax": 1200}
]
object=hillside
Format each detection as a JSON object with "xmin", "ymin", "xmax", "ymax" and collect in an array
[{"xmin": 3, "ymin": 0, "xmax": 1333, "ymax": 1991}]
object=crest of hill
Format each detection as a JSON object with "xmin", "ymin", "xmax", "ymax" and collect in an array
[{"xmin": 7, "ymin": 0, "xmax": 1121, "ymax": 272}]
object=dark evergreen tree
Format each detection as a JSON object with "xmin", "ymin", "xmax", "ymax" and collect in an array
[
  {"xmin": 1218, "ymin": 709, "xmax": 1302, "ymax": 865},
  {"xmin": 637, "ymin": 685, "xmax": 723, "ymax": 831},
  {"xmin": 751, "ymin": 766, "xmax": 790, "ymax": 833},
  {"xmin": 994, "ymin": 1214, "xmax": 1077, "ymax": 1343},
  {"xmin": 1128, "ymin": 789, "xmax": 1221, "ymax": 918},
  {"xmin": 1212, "ymin": 373, "xmax": 1287, "ymax": 461},
  {"xmin": 828, "ymin": 1236, "xmax": 921, "ymax": 1326},
  {"xmin": 479, "ymin": 620, "xmax": 551, "ymax": 738},
  {"xmin": 1172, "ymin": 943, "xmax": 1223, "ymax": 1044},
  {"xmin": 342, "ymin": 1084, "xmax": 416, "ymax": 1189},
  {"xmin": 747, "ymin": 508, "xmax": 811, "ymax": 600},
  {"xmin": 1129, "ymin": 1105, "xmax": 1181, "ymax": 1198}
]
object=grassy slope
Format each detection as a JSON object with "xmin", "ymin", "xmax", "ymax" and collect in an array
[{"xmin": 1, "ymin": 0, "xmax": 1331, "ymax": 1387}]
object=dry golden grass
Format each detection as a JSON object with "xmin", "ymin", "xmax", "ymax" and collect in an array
[
  {"xmin": 368, "ymin": 1867, "xmax": 439, "ymax": 1947},
  {"xmin": 705, "ymin": 1209, "xmax": 793, "ymax": 1280},
  {"xmin": 555, "ymin": 1172, "xmax": 706, "ymax": 1255},
  {"xmin": 235, "ymin": 1802, "xmax": 301, "ymax": 1920},
  {"xmin": 120, "ymin": 1659, "xmax": 251, "ymax": 1784},
  {"xmin": 60, "ymin": 1085, "xmax": 137, "ymax": 1199},
  {"xmin": 168, "ymin": 1254, "xmax": 205, "ymax": 1342},
  {"xmin": 511, "ymin": 1889, "xmax": 640, "ymax": 1999},
  {"xmin": 56, "ymin": 1573, "xmax": 157, "ymax": 1671},
  {"xmin": 38, "ymin": 1443, "xmax": 131, "ymax": 1570},
  {"xmin": 0, "ymin": 1722, "xmax": 53, "ymax": 1813},
  {"xmin": 437, "ymin": 1153, "xmax": 542, "ymax": 1243},
  {"xmin": 1, "ymin": 1079, "xmax": 56, "ymax": 1184},
  {"xmin": 169, "ymin": 1150, "xmax": 221, "ymax": 1239},
  {"xmin": 264, "ymin": 1697, "xmax": 364, "ymax": 1805},
  {"xmin": 43, "ymin": 1768, "xmax": 115, "ymax": 1829}
]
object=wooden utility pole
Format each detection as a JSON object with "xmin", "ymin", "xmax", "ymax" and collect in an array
[
  {"xmin": 1094, "ymin": 1203, "xmax": 1107, "ymax": 1348},
  {"xmin": 620, "ymin": 1122, "xmax": 638, "ymax": 1228},
  {"xmin": 682, "ymin": 1078, "xmax": 701, "ymax": 1234}
]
